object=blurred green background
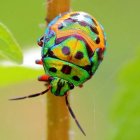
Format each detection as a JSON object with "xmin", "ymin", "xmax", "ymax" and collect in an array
[{"xmin": 0, "ymin": 0, "xmax": 140, "ymax": 140}]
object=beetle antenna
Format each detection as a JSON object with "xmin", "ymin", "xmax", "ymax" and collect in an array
[
  {"xmin": 65, "ymin": 93, "xmax": 86, "ymax": 136},
  {"xmin": 9, "ymin": 88, "xmax": 50, "ymax": 101}
]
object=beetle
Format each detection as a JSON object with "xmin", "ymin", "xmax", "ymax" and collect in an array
[{"xmin": 10, "ymin": 11, "xmax": 106, "ymax": 135}]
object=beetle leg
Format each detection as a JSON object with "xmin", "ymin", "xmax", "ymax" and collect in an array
[
  {"xmin": 79, "ymin": 84, "xmax": 83, "ymax": 88},
  {"xmin": 38, "ymin": 74, "xmax": 50, "ymax": 82},
  {"xmin": 35, "ymin": 59, "xmax": 43, "ymax": 65},
  {"xmin": 37, "ymin": 36, "xmax": 44, "ymax": 47},
  {"xmin": 9, "ymin": 87, "xmax": 50, "ymax": 101},
  {"xmin": 65, "ymin": 93, "xmax": 86, "ymax": 136}
]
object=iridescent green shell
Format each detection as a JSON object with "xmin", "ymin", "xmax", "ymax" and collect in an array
[{"xmin": 40, "ymin": 11, "xmax": 106, "ymax": 96}]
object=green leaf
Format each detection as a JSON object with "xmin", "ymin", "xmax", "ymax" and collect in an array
[
  {"xmin": 110, "ymin": 49, "xmax": 140, "ymax": 140},
  {"xmin": 0, "ymin": 66, "xmax": 44, "ymax": 87},
  {"xmin": 0, "ymin": 23, "xmax": 23, "ymax": 64}
]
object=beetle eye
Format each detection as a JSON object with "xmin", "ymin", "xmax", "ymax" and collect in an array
[{"xmin": 69, "ymin": 83, "xmax": 74, "ymax": 89}]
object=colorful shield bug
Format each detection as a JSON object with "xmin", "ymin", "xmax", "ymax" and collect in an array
[{"xmin": 11, "ymin": 11, "xmax": 106, "ymax": 135}]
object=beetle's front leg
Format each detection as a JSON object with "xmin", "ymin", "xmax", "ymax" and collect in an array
[
  {"xmin": 35, "ymin": 59, "xmax": 43, "ymax": 65},
  {"xmin": 38, "ymin": 74, "xmax": 51, "ymax": 82}
]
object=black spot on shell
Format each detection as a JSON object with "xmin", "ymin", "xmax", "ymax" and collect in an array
[
  {"xmin": 61, "ymin": 65, "xmax": 72, "ymax": 74},
  {"xmin": 75, "ymin": 51, "xmax": 84, "ymax": 59},
  {"xmin": 49, "ymin": 67, "xmax": 57, "ymax": 73},
  {"xmin": 96, "ymin": 37, "xmax": 100, "ymax": 44},
  {"xmin": 84, "ymin": 65, "xmax": 91, "ymax": 71},
  {"xmin": 90, "ymin": 26, "xmax": 99, "ymax": 35},
  {"xmin": 84, "ymin": 65, "xmax": 92, "ymax": 75},
  {"xmin": 91, "ymin": 18, "xmax": 98, "ymax": 26},
  {"xmin": 62, "ymin": 46, "xmax": 70, "ymax": 55},
  {"xmin": 58, "ymin": 23, "xmax": 63, "ymax": 29},
  {"xmin": 48, "ymin": 50, "xmax": 54, "ymax": 57},
  {"xmin": 72, "ymin": 76, "xmax": 80, "ymax": 81}
]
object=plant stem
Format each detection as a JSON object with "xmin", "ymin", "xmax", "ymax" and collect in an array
[
  {"xmin": 46, "ymin": 0, "xmax": 70, "ymax": 23},
  {"xmin": 46, "ymin": 0, "xmax": 70, "ymax": 140}
]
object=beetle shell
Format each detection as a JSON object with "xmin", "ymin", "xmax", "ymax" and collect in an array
[{"xmin": 41, "ymin": 11, "xmax": 106, "ymax": 86}]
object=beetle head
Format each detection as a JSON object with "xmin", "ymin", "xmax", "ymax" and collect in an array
[{"xmin": 49, "ymin": 77, "xmax": 74, "ymax": 96}]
